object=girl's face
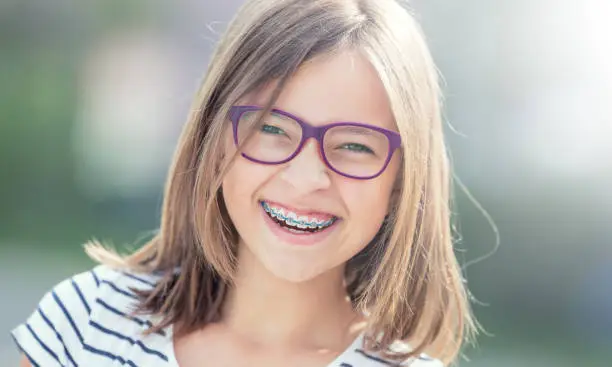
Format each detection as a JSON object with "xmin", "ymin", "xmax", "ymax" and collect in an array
[{"xmin": 222, "ymin": 50, "xmax": 400, "ymax": 282}]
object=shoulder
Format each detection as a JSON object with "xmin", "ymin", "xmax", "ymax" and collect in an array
[
  {"xmin": 343, "ymin": 349, "xmax": 443, "ymax": 367},
  {"xmin": 401, "ymin": 354, "xmax": 444, "ymax": 367},
  {"xmin": 12, "ymin": 265, "xmax": 173, "ymax": 367},
  {"xmin": 389, "ymin": 340, "xmax": 444, "ymax": 367},
  {"xmin": 339, "ymin": 334, "xmax": 444, "ymax": 367}
]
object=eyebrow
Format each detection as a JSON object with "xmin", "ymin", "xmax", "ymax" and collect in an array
[
  {"xmin": 266, "ymin": 105, "xmax": 390, "ymax": 132},
  {"xmin": 269, "ymin": 110, "xmax": 290, "ymax": 119},
  {"xmin": 330, "ymin": 126, "xmax": 381, "ymax": 136}
]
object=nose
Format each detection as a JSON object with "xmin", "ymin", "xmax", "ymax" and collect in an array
[{"xmin": 279, "ymin": 139, "xmax": 331, "ymax": 193}]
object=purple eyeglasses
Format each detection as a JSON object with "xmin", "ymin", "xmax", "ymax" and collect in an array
[{"xmin": 229, "ymin": 105, "xmax": 401, "ymax": 180}]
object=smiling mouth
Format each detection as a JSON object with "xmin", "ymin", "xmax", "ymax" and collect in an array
[{"xmin": 260, "ymin": 201, "xmax": 339, "ymax": 234}]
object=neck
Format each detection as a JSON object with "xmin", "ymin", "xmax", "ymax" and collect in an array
[{"xmin": 220, "ymin": 244, "xmax": 364, "ymax": 350}]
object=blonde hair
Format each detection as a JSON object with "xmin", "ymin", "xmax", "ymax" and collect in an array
[{"xmin": 86, "ymin": 0, "xmax": 477, "ymax": 364}]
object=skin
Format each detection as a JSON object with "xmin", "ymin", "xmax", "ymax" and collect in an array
[
  {"xmin": 174, "ymin": 50, "xmax": 400, "ymax": 367},
  {"xmin": 17, "ymin": 49, "xmax": 400, "ymax": 367},
  {"xmin": 223, "ymin": 49, "xmax": 400, "ymax": 286}
]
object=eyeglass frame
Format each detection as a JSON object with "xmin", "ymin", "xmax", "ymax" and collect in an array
[{"xmin": 228, "ymin": 105, "xmax": 402, "ymax": 180}]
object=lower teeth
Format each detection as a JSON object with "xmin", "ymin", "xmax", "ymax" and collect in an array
[{"xmin": 281, "ymin": 221, "xmax": 323, "ymax": 233}]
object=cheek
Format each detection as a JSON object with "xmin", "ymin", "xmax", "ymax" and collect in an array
[
  {"xmin": 221, "ymin": 160, "xmax": 260, "ymax": 247},
  {"xmin": 341, "ymin": 158, "xmax": 399, "ymax": 246},
  {"xmin": 221, "ymin": 128, "xmax": 253, "ymax": 203},
  {"xmin": 223, "ymin": 160, "xmax": 262, "ymax": 208},
  {"xmin": 351, "ymin": 153, "xmax": 399, "ymax": 211},
  {"xmin": 221, "ymin": 156, "xmax": 278, "ymax": 233},
  {"xmin": 344, "ymin": 180, "xmax": 393, "ymax": 224}
]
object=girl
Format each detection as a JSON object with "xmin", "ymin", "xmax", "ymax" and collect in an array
[{"xmin": 12, "ymin": 0, "xmax": 477, "ymax": 366}]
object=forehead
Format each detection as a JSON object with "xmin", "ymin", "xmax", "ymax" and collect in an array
[{"xmin": 247, "ymin": 50, "xmax": 396, "ymax": 131}]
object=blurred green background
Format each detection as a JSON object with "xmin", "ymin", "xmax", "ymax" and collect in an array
[{"xmin": 1, "ymin": 0, "xmax": 611, "ymax": 365}]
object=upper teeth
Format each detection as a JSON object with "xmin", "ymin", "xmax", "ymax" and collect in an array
[{"xmin": 262, "ymin": 202, "xmax": 335, "ymax": 228}]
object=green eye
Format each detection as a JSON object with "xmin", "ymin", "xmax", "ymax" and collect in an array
[
  {"xmin": 261, "ymin": 124, "xmax": 286, "ymax": 135},
  {"xmin": 341, "ymin": 143, "xmax": 374, "ymax": 154}
]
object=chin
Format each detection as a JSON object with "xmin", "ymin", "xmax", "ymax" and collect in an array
[{"xmin": 263, "ymin": 258, "xmax": 330, "ymax": 283}]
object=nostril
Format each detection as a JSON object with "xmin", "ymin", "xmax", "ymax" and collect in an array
[{"xmin": 280, "ymin": 149, "xmax": 332, "ymax": 190}]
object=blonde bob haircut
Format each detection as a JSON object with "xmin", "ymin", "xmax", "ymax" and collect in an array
[{"xmin": 87, "ymin": 0, "xmax": 477, "ymax": 364}]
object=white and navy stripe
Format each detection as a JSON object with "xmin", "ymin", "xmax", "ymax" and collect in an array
[{"xmin": 12, "ymin": 265, "xmax": 443, "ymax": 366}]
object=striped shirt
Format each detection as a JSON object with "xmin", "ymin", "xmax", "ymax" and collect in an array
[{"xmin": 12, "ymin": 265, "xmax": 443, "ymax": 367}]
